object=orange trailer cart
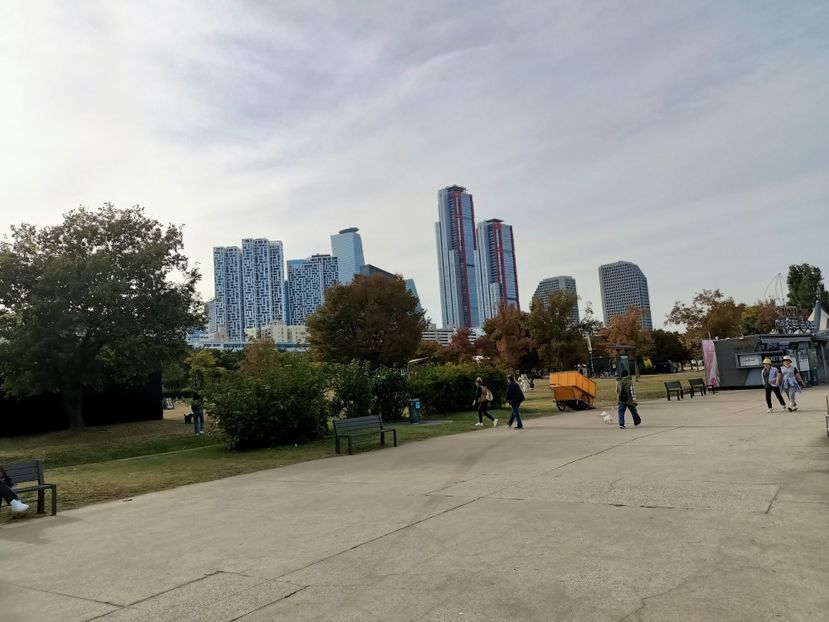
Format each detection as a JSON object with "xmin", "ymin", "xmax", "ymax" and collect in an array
[{"xmin": 548, "ymin": 372, "xmax": 597, "ymax": 411}]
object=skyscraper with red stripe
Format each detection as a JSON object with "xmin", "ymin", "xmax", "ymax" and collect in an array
[{"xmin": 435, "ymin": 185, "xmax": 480, "ymax": 328}]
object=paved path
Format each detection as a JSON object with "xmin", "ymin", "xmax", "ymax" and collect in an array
[{"xmin": 2, "ymin": 389, "xmax": 828, "ymax": 621}]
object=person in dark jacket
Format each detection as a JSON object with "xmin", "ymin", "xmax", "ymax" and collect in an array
[
  {"xmin": 506, "ymin": 375, "xmax": 525, "ymax": 429},
  {"xmin": 616, "ymin": 370, "xmax": 641, "ymax": 429}
]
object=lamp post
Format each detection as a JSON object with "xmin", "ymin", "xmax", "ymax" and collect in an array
[{"xmin": 586, "ymin": 334, "xmax": 595, "ymax": 377}]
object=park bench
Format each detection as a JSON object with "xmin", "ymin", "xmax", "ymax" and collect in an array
[
  {"xmin": 0, "ymin": 459, "xmax": 58, "ymax": 515},
  {"xmin": 333, "ymin": 415, "xmax": 397, "ymax": 455},
  {"xmin": 688, "ymin": 378, "xmax": 719, "ymax": 397},
  {"xmin": 664, "ymin": 380, "xmax": 684, "ymax": 401}
]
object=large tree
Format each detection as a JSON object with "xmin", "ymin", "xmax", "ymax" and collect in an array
[
  {"xmin": 482, "ymin": 304, "xmax": 535, "ymax": 372},
  {"xmin": 306, "ymin": 273, "xmax": 426, "ymax": 367},
  {"xmin": 666, "ymin": 289, "xmax": 745, "ymax": 357},
  {"xmin": 786, "ymin": 264, "xmax": 829, "ymax": 312},
  {"xmin": 528, "ymin": 290, "xmax": 592, "ymax": 370},
  {"xmin": 650, "ymin": 329, "xmax": 689, "ymax": 366},
  {"xmin": 0, "ymin": 204, "xmax": 203, "ymax": 429},
  {"xmin": 599, "ymin": 305, "xmax": 654, "ymax": 377},
  {"xmin": 740, "ymin": 299, "xmax": 779, "ymax": 335}
]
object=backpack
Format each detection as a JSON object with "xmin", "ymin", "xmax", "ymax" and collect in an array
[
  {"xmin": 618, "ymin": 384, "xmax": 629, "ymax": 402},
  {"xmin": 484, "ymin": 386, "xmax": 494, "ymax": 402}
]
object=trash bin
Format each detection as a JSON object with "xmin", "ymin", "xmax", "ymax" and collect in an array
[{"xmin": 408, "ymin": 399, "xmax": 422, "ymax": 424}]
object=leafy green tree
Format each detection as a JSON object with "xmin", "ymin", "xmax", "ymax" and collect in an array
[
  {"xmin": 651, "ymin": 329, "xmax": 689, "ymax": 366},
  {"xmin": 206, "ymin": 350, "xmax": 328, "ymax": 449},
  {"xmin": 306, "ymin": 274, "xmax": 426, "ymax": 367},
  {"xmin": 528, "ymin": 291, "xmax": 591, "ymax": 370},
  {"xmin": 666, "ymin": 289, "xmax": 745, "ymax": 357},
  {"xmin": 0, "ymin": 204, "xmax": 202, "ymax": 429},
  {"xmin": 786, "ymin": 264, "xmax": 829, "ymax": 312},
  {"xmin": 740, "ymin": 299, "xmax": 779, "ymax": 335}
]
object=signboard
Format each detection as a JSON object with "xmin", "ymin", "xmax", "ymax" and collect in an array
[{"xmin": 736, "ymin": 353, "xmax": 763, "ymax": 368}]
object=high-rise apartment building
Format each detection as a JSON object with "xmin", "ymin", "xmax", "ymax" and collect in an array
[
  {"xmin": 435, "ymin": 185, "xmax": 480, "ymax": 328},
  {"xmin": 213, "ymin": 246, "xmax": 244, "ymax": 341},
  {"xmin": 213, "ymin": 239, "xmax": 285, "ymax": 341},
  {"xmin": 241, "ymin": 238, "xmax": 285, "ymax": 330},
  {"xmin": 598, "ymin": 260, "xmax": 653, "ymax": 330},
  {"xmin": 330, "ymin": 227, "xmax": 365, "ymax": 285},
  {"xmin": 475, "ymin": 219, "xmax": 519, "ymax": 323},
  {"xmin": 287, "ymin": 254, "xmax": 339, "ymax": 325},
  {"xmin": 532, "ymin": 276, "xmax": 579, "ymax": 324}
]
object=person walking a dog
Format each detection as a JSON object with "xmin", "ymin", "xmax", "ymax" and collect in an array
[
  {"xmin": 616, "ymin": 370, "xmax": 641, "ymax": 429},
  {"xmin": 473, "ymin": 377, "xmax": 498, "ymax": 428},
  {"xmin": 761, "ymin": 358, "xmax": 786, "ymax": 413}
]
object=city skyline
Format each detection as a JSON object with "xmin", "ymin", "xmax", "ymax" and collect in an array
[{"xmin": 2, "ymin": 3, "xmax": 827, "ymax": 330}]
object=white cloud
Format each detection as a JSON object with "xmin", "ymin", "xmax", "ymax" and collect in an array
[{"xmin": 1, "ymin": 1, "xmax": 827, "ymax": 328}]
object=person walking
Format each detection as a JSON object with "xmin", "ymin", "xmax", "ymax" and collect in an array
[
  {"xmin": 761, "ymin": 358, "xmax": 786, "ymax": 413},
  {"xmin": 0, "ymin": 466, "xmax": 29, "ymax": 514},
  {"xmin": 616, "ymin": 370, "xmax": 641, "ymax": 429},
  {"xmin": 779, "ymin": 355, "xmax": 804, "ymax": 412},
  {"xmin": 506, "ymin": 375, "xmax": 525, "ymax": 429},
  {"xmin": 191, "ymin": 396, "xmax": 205, "ymax": 435},
  {"xmin": 473, "ymin": 377, "xmax": 498, "ymax": 428}
]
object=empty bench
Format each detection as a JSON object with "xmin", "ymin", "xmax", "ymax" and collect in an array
[
  {"xmin": 664, "ymin": 380, "xmax": 684, "ymax": 401},
  {"xmin": 0, "ymin": 459, "xmax": 58, "ymax": 515},
  {"xmin": 333, "ymin": 415, "xmax": 397, "ymax": 455}
]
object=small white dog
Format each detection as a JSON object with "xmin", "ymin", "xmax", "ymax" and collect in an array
[{"xmin": 600, "ymin": 410, "xmax": 615, "ymax": 425}]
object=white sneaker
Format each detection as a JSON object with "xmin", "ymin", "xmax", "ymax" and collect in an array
[
  {"xmin": 767, "ymin": 408, "xmax": 773, "ymax": 413},
  {"xmin": 493, "ymin": 418, "xmax": 498, "ymax": 428},
  {"xmin": 792, "ymin": 405, "xmax": 798, "ymax": 411},
  {"xmin": 10, "ymin": 499, "xmax": 29, "ymax": 513},
  {"xmin": 474, "ymin": 422, "xmax": 483, "ymax": 427}
]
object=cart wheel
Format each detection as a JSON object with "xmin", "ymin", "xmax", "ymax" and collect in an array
[{"xmin": 556, "ymin": 401, "xmax": 566, "ymax": 411}]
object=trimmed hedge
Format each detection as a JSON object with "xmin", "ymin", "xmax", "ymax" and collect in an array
[{"xmin": 407, "ymin": 363, "xmax": 507, "ymax": 414}]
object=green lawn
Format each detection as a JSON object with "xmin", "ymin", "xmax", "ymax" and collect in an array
[{"xmin": 0, "ymin": 371, "xmax": 706, "ymax": 518}]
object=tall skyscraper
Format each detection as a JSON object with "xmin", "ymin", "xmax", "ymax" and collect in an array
[
  {"xmin": 435, "ymin": 185, "xmax": 480, "ymax": 328},
  {"xmin": 598, "ymin": 260, "xmax": 653, "ymax": 330},
  {"xmin": 213, "ymin": 246, "xmax": 244, "ymax": 341},
  {"xmin": 287, "ymin": 254, "xmax": 339, "ymax": 325},
  {"xmin": 475, "ymin": 218, "xmax": 519, "ymax": 323},
  {"xmin": 214, "ymin": 238, "xmax": 285, "ymax": 341},
  {"xmin": 330, "ymin": 227, "xmax": 365, "ymax": 284},
  {"xmin": 532, "ymin": 276, "xmax": 579, "ymax": 324},
  {"xmin": 242, "ymin": 238, "xmax": 285, "ymax": 330}
]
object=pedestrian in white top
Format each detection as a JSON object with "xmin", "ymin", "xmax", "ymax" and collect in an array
[{"xmin": 779, "ymin": 355, "xmax": 804, "ymax": 412}]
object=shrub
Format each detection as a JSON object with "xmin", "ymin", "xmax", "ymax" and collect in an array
[
  {"xmin": 407, "ymin": 363, "xmax": 507, "ymax": 414},
  {"xmin": 206, "ymin": 352, "xmax": 328, "ymax": 450},
  {"xmin": 371, "ymin": 367, "xmax": 410, "ymax": 420},
  {"xmin": 327, "ymin": 361, "xmax": 373, "ymax": 419}
]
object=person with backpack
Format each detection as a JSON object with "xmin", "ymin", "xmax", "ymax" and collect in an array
[
  {"xmin": 473, "ymin": 377, "xmax": 498, "ymax": 428},
  {"xmin": 506, "ymin": 375, "xmax": 525, "ymax": 429},
  {"xmin": 779, "ymin": 355, "xmax": 805, "ymax": 411},
  {"xmin": 616, "ymin": 370, "xmax": 641, "ymax": 429}
]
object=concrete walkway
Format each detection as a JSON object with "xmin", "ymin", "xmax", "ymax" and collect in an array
[{"xmin": 2, "ymin": 389, "xmax": 828, "ymax": 621}]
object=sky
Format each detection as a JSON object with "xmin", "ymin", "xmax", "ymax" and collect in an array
[{"xmin": 2, "ymin": 1, "xmax": 828, "ymax": 329}]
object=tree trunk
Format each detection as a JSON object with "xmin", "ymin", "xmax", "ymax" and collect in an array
[{"xmin": 62, "ymin": 385, "xmax": 85, "ymax": 430}]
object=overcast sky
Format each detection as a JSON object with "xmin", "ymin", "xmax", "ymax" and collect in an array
[{"xmin": 2, "ymin": 1, "xmax": 828, "ymax": 329}]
